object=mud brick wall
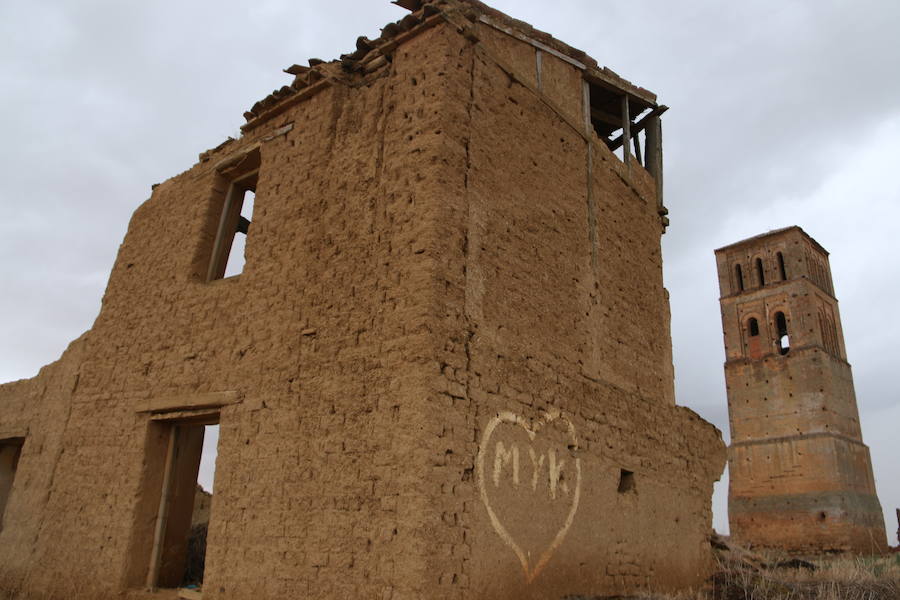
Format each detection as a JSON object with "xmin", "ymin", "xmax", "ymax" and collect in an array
[
  {"xmin": 716, "ymin": 227, "xmax": 887, "ymax": 554},
  {"xmin": 0, "ymin": 4, "xmax": 725, "ymax": 599},
  {"xmin": 0, "ymin": 25, "xmax": 455, "ymax": 599},
  {"xmin": 415, "ymin": 20, "xmax": 722, "ymax": 598}
]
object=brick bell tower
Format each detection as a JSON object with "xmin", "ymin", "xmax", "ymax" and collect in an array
[{"xmin": 715, "ymin": 226, "xmax": 887, "ymax": 553}]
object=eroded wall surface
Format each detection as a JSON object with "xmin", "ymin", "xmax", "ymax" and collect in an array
[
  {"xmin": 418, "ymin": 21, "xmax": 723, "ymax": 597},
  {"xmin": 0, "ymin": 3, "xmax": 725, "ymax": 599}
]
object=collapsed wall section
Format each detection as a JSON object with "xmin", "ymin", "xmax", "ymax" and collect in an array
[{"xmin": 0, "ymin": 337, "xmax": 87, "ymax": 595}]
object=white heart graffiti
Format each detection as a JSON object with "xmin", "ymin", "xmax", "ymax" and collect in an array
[{"xmin": 475, "ymin": 410, "xmax": 582, "ymax": 583}]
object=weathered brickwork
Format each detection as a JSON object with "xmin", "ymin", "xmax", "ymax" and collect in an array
[
  {"xmin": 0, "ymin": 2, "xmax": 725, "ymax": 598},
  {"xmin": 716, "ymin": 227, "xmax": 887, "ymax": 554}
]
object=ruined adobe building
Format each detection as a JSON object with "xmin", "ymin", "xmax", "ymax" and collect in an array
[
  {"xmin": 716, "ymin": 227, "xmax": 887, "ymax": 554},
  {"xmin": 0, "ymin": 1, "xmax": 726, "ymax": 598}
]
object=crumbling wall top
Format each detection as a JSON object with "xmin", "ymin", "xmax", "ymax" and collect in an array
[{"xmin": 240, "ymin": 0, "xmax": 659, "ymax": 133}]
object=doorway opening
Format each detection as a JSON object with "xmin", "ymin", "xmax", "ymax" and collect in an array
[
  {"xmin": 0, "ymin": 438, "xmax": 24, "ymax": 531},
  {"xmin": 131, "ymin": 414, "xmax": 219, "ymax": 594}
]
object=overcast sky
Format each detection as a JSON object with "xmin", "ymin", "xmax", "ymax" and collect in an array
[{"xmin": 1, "ymin": 0, "xmax": 897, "ymax": 544}]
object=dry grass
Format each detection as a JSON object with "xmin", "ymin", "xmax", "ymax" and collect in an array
[
  {"xmin": 634, "ymin": 546, "xmax": 900, "ymax": 600},
  {"xmin": 707, "ymin": 552, "xmax": 900, "ymax": 600},
  {"xmin": 2, "ymin": 547, "xmax": 898, "ymax": 599}
]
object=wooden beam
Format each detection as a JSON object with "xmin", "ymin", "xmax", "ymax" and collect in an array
[
  {"xmin": 645, "ymin": 114, "xmax": 664, "ymax": 209},
  {"xmin": 589, "ymin": 106, "xmax": 621, "ymax": 129},
  {"xmin": 137, "ymin": 391, "xmax": 241, "ymax": 414},
  {"xmin": 582, "ymin": 80, "xmax": 592, "ymax": 137},
  {"xmin": 583, "ymin": 71, "xmax": 657, "ymax": 108},
  {"xmin": 479, "ymin": 13, "xmax": 660, "ymax": 109},
  {"xmin": 146, "ymin": 427, "xmax": 178, "ymax": 591},
  {"xmin": 606, "ymin": 105, "xmax": 668, "ymax": 151},
  {"xmin": 621, "ymin": 95, "xmax": 631, "ymax": 165},
  {"xmin": 479, "ymin": 15, "xmax": 587, "ymax": 71}
]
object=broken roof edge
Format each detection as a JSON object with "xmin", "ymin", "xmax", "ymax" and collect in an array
[
  {"xmin": 456, "ymin": 0, "xmax": 657, "ymax": 105},
  {"xmin": 239, "ymin": 0, "xmax": 658, "ymax": 133},
  {"xmin": 714, "ymin": 226, "xmax": 830, "ymax": 257}
]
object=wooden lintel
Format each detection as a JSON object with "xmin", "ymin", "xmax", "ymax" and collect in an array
[
  {"xmin": 137, "ymin": 391, "xmax": 241, "ymax": 414},
  {"xmin": 213, "ymin": 143, "xmax": 261, "ymax": 175},
  {"xmin": 149, "ymin": 409, "xmax": 220, "ymax": 424}
]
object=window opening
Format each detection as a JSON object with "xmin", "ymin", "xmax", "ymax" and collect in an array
[
  {"xmin": 0, "ymin": 438, "xmax": 24, "ymax": 531},
  {"xmin": 208, "ymin": 172, "xmax": 257, "ymax": 281},
  {"xmin": 207, "ymin": 147, "xmax": 261, "ymax": 281},
  {"xmin": 775, "ymin": 312, "xmax": 790, "ymax": 355},
  {"xmin": 777, "ymin": 252, "xmax": 787, "ymax": 281},
  {"xmin": 222, "ymin": 189, "xmax": 254, "ymax": 279},
  {"xmin": 584, "ymin": 79, "xmax": 662, "ymax": 166},
  {"xmin": 617, "ymin": 469, "xmax": 636, "ymax": 494},
  {"xmin": 755, "ymin": 258, "xmax": 766, "ymax": 287},
  {"xmin": 133, "ymin": 415, "xmax": 219, "ymax": 593},
  {"xmin": 735, "ymin": 264, "xmax": 744, "ymax": 292},
  {"xmin": 748, "ymin": 318, "xmax": 759, "ymax": 337}
]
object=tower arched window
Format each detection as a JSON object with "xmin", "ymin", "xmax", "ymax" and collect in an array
[
  {"xmin": 734, "ymin": 264, "xmax": 744, "ymax": 292},
  {"xmin": 755, "ymin": 258, "xmax": 765, "ymax": 287},
  {"xmin": 777, "ymin": 252, "xmax": 787, "ymax": 281},
  {"xmin": 748, "ymin": 317, "xmax": 759, "ymax": 337},
  {"xmin": 775, "ymin": 311, "xmax": 790, "ymax": 355}
]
